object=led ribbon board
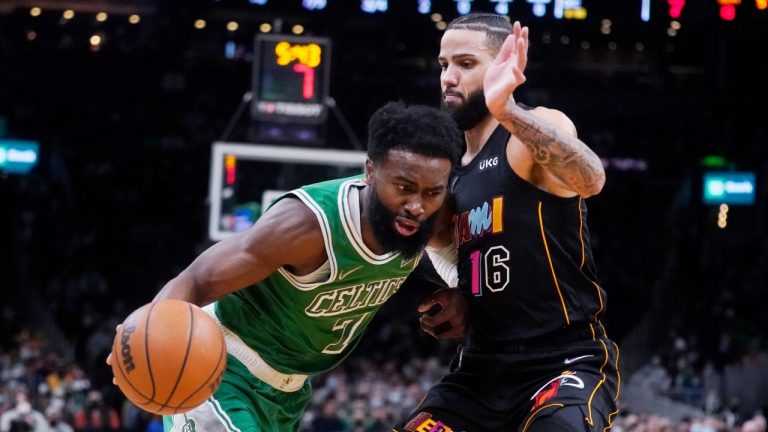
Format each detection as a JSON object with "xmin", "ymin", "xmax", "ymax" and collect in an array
[
  {"xmin": 0, "ymin": 140, "xmax": 39, "ymax": 174},
  {"xmin": 703, "ymin": 172, "xmax": 756, "ymax": 205},
  {"xmin": 251, "ymin": 34, "xmax": 331, "ymax": 124}
]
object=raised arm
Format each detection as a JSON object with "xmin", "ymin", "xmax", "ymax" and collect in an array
[
  {"xmin": 500, "ymin": 105, "xmax": 605, "ymax": 197},
  {"xmin": 483, "ymin": 21, "xmax": 605, "ymax": 197},
  {"xmin": 154, "ymin": 196, "xmax": 326, "ymax": 306}
]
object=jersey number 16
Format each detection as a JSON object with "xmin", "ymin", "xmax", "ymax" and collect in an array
[{"xmin": 468, "ymin": 245, "xmax": 511, "ymax": 296}]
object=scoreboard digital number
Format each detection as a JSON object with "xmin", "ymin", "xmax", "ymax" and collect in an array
[{"xmin": 251, "ymin": 35, "xmax": 331, "ymax": 124}]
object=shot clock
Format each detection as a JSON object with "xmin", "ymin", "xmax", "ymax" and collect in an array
[{"xmin": 251, "ymin": 34, "xmax": 331, "ymax": 124}]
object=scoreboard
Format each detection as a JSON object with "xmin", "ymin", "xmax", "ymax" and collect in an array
[{"xmin": 251, "ymin": 34, "xmax": 331, "ymax": 124}]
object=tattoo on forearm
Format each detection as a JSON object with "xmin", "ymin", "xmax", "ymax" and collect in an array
[{"xmin": 502, "ymin": 106, "xmax": 604, "ymax": 195}]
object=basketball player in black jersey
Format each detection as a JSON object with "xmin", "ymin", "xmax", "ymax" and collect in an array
[{"xmin": 396, "ymin": 13, "xmax": 621, "ymax": 432}]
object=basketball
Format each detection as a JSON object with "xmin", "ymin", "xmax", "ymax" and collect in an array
[{"xmin": 111, "ymin": 300, "xmax": 227, "ymax": 415}]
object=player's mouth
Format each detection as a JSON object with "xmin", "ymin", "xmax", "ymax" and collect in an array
[
  {"xmin": 443, "ymin": 91, "xmax": 463, "ymax": 104},
  {"xmin": 394, "ymin": 216, "xmax": 420, "ymax": 237}
]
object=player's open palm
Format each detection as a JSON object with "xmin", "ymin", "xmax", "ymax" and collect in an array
[{"xmin": 484, "ymin": 21, "xmax": 529, "ymax": 119}]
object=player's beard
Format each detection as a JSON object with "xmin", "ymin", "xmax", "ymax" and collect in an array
[
  {"xmin": 367, "ymin": 187, "xmax": 436, "ymax": 259},
  {"xmin": 442, "ymin": 87, "xmax": 490, "ymax": 131}
]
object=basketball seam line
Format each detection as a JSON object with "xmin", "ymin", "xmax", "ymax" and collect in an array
[
  {"xmin": 146, "ymin": 301, "xmax": 159, "ymax": 400},
  {"xmin": 157, "ymin": 303, "xmax": 196, "ymax": 411},
  {"xmin": 171, "ymin": 314, "xmax": 228, "ymax": 411}
]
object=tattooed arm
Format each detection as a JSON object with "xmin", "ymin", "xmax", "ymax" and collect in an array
[
  {"xmin": 497, "ymin": 103, "xmax": 605, "ymax": 197},
  {"xmin": 483, "ymin": 22, "xmax": 605, "ymax": 197}
]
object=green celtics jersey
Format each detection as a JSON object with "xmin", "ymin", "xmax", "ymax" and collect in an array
[{"xmin": 215, "ymin": 176, "xmax": 420, "ymax": 376}]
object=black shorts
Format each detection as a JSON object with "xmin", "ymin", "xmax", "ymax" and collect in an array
[{"xmin": 395, "ymin": 323, "xmax": 621, "ymax": 432}]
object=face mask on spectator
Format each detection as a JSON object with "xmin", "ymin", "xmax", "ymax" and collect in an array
[{"xmin": 17, "ymin": 401, "xmax": 31, "ymax": 414}]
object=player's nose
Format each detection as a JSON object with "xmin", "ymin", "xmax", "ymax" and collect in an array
[
  {"xmin": 404, "ymin": 196, "xmax": 425, "ymax": 217},
  {"xmin": 441, "ymin": 66, "xmax": 459, "ymax": 88}
]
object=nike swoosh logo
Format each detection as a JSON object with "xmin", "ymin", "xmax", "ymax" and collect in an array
[
  {"xmin": 401, "ymin": 257, "xmax": 416, "ymax": 268},
  {"xmin": 338, "ymin": 265, "xmax": 363, "ymax": 280},
  {"xmin": 563, "ymin": 355, "xmax": 594, "ymax": 364}
]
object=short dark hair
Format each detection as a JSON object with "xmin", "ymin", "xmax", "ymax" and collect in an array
[
  {"xmin": 367, "ymin": 101, "xmax": 461, "ymax": 166},
  {"xmin": 446, "ymin": 13, "xmax": 513, "ymax": 56}
]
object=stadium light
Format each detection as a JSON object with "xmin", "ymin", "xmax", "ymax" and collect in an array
[
  {"xmin": 491, "ymin": 0, "xmax": 512, "ymax": 15},
  {"xmin": 555, "ymin": 0, "xmax": 584, "ymax": 19},
  {"xmin": 456, "ymin": 0, "xmax": 473, "ymax": 15},
  {"xmin": 302, "ymin": 0, "xmax": 327, "ymax": 10},
  {"xmin": 641, "ymin": 0, "xmax": 651, "ymax": 21},
  {"xmin": 717, "ymin": 0, "xmax": 741, "ymax": 21},
  {"xmin": 362, "ymin": 0, "xmax": 387, "ymax": 13},
  {"xmin": 527, "ymin": 0, "xmax": 552, "ymax": 17},
  {"xmin": 668, "ymin": 0, "xmax": 685, "ymax": 18}
]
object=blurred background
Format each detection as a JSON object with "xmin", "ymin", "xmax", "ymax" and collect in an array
[{"xmin": 1, "ymin": 0, "xmax": 767, "ymax": 431}]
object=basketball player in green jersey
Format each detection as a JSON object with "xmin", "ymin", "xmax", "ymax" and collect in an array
[{"xmin": 109, "ymin": 102, "xmax": 463, "ymax": 432}]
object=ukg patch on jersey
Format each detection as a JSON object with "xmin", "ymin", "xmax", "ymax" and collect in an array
[{"xmin": 404, "ymin": 412, "xmax": 454, "ymax": 432}]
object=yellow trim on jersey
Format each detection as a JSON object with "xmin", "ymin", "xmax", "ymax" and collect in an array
[
  {"xmin": 603, "ymin": 409, "xmax": 620, "ymax": 432},
  {"xmin": 521, "ymin": 403, "xmax": 565, "ymax": 432},
  {"xmin": 593, "ymin": 281, "xmax": 605, "ymax": 321},
  {"xmin": 585, "ymin": 339, "xmax": 610, "ymax": 426},
  {"xmin": 613, "ymin": 341, "xmax": 622, "ymax": 402},
  {"xmin": 538, "ymin": 201, "xmax": 570, "ymax": 326},
  {"xmin": 576, "ymin": 198, "xmax": 606, "ymax": 321}
]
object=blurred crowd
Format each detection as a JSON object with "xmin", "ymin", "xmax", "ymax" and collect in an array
[
  {"xmin": 609, "ymin": 411, "xmax": 767, "ymax": 432},
  {"xmin": 2, "ymin": 317, "xmax": 767, "ymax": 432}
]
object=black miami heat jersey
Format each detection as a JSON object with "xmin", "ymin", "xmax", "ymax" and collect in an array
[{"xmin": 451, "ymin": 124, "xmax": 606, "ymax": 341}]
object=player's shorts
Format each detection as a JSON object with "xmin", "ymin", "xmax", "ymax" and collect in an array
[
  {"xmin": 394, "ymin": 322, "xmax": 621, "ymax": 432},
  {"xmin": 163, "ymin": 354, "xmax": 312, "ymax": 432}
]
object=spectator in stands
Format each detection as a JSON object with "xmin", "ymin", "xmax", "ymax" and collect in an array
[
  {"xmin": 0, "ymin": 390, "xmax": 47, "ymax": 432},
  {"xmin": 72, "ymin": 390, "xmax": 119, "ymax": 432},
  {"xmin": 630, "ymin": 355, "xmax": 672, "ymax": 396},
  {"xmin": 45, "ymin": 405, "xmax": 73, "ymax": 432},
  {"xmin": 740, "ymin": 412, "xmax": 766, "ymax": 432},
  {"xmin": 310, "ymin": 398, "xmax": 347, "ymax": 432}
]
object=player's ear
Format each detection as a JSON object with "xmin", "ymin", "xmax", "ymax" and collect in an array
[{"xmin": 364, "ymin": 158, "xmax": 374, "ymax": 184}]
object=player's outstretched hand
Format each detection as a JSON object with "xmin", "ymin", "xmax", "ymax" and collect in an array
[
  {"xmin": 484, "ymin": 20, "xmax": 529, "ymax": 119},
  {"xmin": 418, "ymin": 288, "xmax": 468, "ymax": 340}
]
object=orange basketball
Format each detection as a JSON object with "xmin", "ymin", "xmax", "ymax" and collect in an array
[{"xmin": 111, "ymin": 300, "xmax": 227, "ymax": 415}]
